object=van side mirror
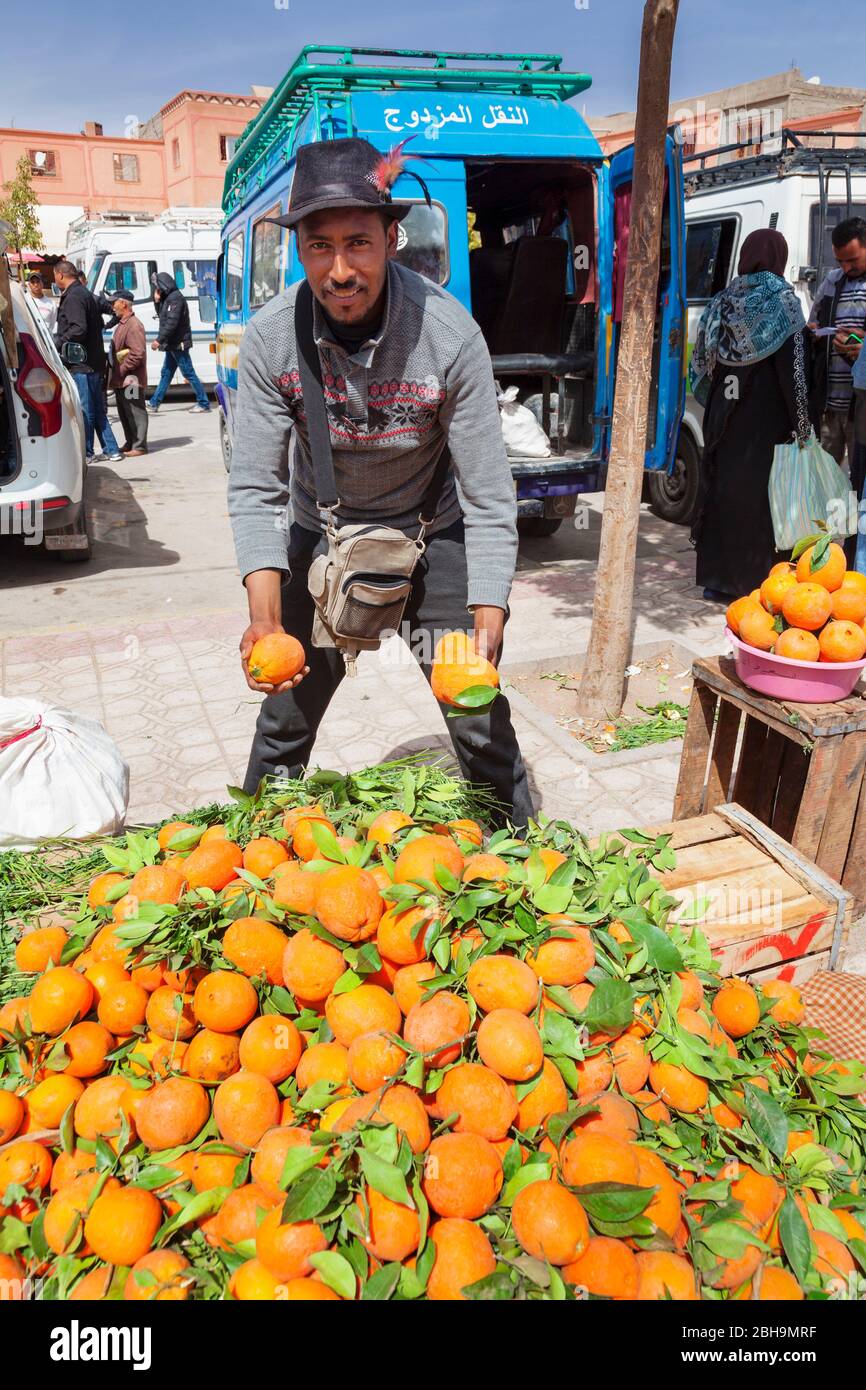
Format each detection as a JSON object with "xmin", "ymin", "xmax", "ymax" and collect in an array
[{"xmin": 61, "ymin": 341, "xmax": 87, "ymax": 365}]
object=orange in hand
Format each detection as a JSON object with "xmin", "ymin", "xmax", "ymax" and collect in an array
[
  {"xmin": 248, "ymin": 633, "xmax": 306, "ymax": 685},
  {"xmin": 431, "ymin": 630, "xmax": 500, "ymax": 710}
]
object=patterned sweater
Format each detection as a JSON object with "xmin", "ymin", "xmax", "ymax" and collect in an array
[{"xmin": 227, "ymin": 261, "xmax": 518, "ymax": 610}]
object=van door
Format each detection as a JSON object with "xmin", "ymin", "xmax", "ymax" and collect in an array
[{"xmin": 599, "ymin": 133, "xmax": 686, "ymax": 472}]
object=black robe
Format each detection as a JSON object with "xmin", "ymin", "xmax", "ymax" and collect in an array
[{"xmin": 693, "ymin": 329, "xmax": 810, "ymax": 597}]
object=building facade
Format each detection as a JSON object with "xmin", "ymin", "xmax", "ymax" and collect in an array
[
  {"xmin": 591, "ymin": 68, "xmax": 866, "ymax": 160},
  {"xmin": 0, "ymin": 90, "xmax": 264, "ymax": 253}
]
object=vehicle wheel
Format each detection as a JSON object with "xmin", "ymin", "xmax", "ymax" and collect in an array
[
  {"xmin": 219, "ymin": 413, "xmax": 233, "ymax": 474},
  {"xmin": 518, "ymin": 516, "xmax": 563, "ymax": 537},
  {"xmin": 54, "ymin": 506, "xmax": 92, "ymax": 563},
  {"xmin": 647, "ymin": 431, "xmax": 700, "ymax": 527}
]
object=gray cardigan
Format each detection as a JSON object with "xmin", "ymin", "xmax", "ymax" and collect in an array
[{"xmin": 227, "ymin": 261, "xmax": 518, "ymax": 610}]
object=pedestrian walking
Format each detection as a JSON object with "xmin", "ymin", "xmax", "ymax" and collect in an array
[
  {"xmin": 26, "ymin": 272, "xmax": 57, "ymax": 334},
  {"xmin": 807, "ymin": 216, "xmax": 866, "ymax": 470},
  {"xmin": 108, "ymin": 290, "xmax": 148, "ymax": 456},
  {"xmin": 227, "ymin": 137, "xmax": 533, "ymax": 828},
  {"xmin": 691, "ymin": 229, "xmax": 814, "ymax": 600},
  {"xmin": 53, "ymin": 259, "xmax": 123, "ymax": 462},
  {"xmin": 146, "ymin": 273, "xmax": 210, "ymax": 413}
]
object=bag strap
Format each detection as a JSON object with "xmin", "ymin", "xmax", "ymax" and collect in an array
[
  {"xmin": 792, "ymin": 330, "xmax": 812, "ymax": 445},
  {"xmin": 295, "ymin": 279, "xmax": 339, "ymax": 515},
  {"xmin": 294, "ymin": 276, "xmax": 452, "ymax": 533}
]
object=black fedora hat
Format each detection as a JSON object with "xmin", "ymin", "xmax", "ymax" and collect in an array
[{"xmin": 268, "ymin": 137, "xmax": 423, "ymax": 228}]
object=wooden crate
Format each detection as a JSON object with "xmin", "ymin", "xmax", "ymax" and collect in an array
[
  {"xmin": 651, "ymin": 803, "xmax": 850, "ymax": 982},
  {"xmin": 674, "ymin": 655, "xmax": 866, "ymax": 916}
]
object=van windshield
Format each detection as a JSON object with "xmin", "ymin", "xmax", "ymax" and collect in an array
[
  {"xmin": 393, "ymin": 202, "xmax": 449, "ymax": 285},
  {"xmin": 86, "ymin": 253, "xmax": 107, "ymax": 291},
  {"xmin": 173, "ymin": 258, "xmax": 218, "ymax": 323}
]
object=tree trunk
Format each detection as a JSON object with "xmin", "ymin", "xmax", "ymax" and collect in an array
[{"xmin": 576, "ymin": 0, "xmax": 680, "ymax": 719}]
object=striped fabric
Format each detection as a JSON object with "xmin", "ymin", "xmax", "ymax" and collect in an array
[{"xmin": 827, "ymin": 275, "xmax": 866, "ymax": 412}]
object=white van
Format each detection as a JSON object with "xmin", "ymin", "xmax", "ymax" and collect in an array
[
  {"xmin": 648, "ymin": 130, "xmax": 866, "ymax": 525},
  {"xmin": 76, "ymin": 209, "xmax": 223, "ymax": 391}
]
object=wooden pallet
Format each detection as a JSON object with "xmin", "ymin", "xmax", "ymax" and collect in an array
[
  {"xmin": 648, "ymin": 803, "xmax": 851, "ymax": 982},
  {"xmin": 673, "ymin": 655, "xmax": 866, "ymax": 916}
]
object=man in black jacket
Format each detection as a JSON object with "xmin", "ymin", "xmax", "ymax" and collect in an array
[
  {"xmin": 146, "ymin": 272, "xmax": 210, "ymax": 413},
  {"xmin": 53, "ymin": 259, "xmax": 123, "ymax": 461}
]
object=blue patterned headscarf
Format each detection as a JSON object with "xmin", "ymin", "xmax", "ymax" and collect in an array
[{"xmin": 690, "ymin": 271, "xmax": 805, "ymax": 406}]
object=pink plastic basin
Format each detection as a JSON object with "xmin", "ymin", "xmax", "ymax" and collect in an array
[{"xmin": 725, "ymin": 627, "xmax": 866, "ymax": 703}]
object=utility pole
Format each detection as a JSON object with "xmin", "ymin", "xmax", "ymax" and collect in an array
[{"xmin": 576, "ymin": 0, "xmax": 680, "ymax": 719}]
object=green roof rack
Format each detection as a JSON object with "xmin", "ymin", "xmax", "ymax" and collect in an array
[{"xmin": 222, "ymin": 44, "xmax": 592, "ymax": 211}]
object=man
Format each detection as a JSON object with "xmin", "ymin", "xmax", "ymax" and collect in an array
[
  {"xmin": 53, "ymin": 259, "xmax": 123, "ymax": 462},
  {"xmin": 146, "ymin": 272, "xmax": 210, "ymax": 413},
  {"xmin": 808, "ymin": 216, "xmax": 866, "ymax": 467},
  {"xmin": 109, "ymin": 290, "xmax": 148, "ymax": 456},
  {"xmin": 227, "ymin": 137, "xmax": 533, "ymax": 828},
  {"xmin": 26, "ymin": 272, "xmax": 57, "ymax": 333}
]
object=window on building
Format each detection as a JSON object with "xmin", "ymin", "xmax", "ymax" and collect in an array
[
  {"xmin": 173, "ymin": 258, "xmax": 218, "ymax": 324},
  {"xmin": 113, "ymin": 152, "xmax": 139, "ymax": 183},
  {"xmin": 249, "ymin": 207, "xmax": 285, "ymax": 309},
  {"xmin": 219, "ymin": 134, "xmax": 238, "ymax": 162},
  {"xmin": 171, "ymin": 138, "xmax": 180, "ymax": 169},
  {"xmin": 809, "ymin": 202, "xmax": 866, "ymax": 285},
  {"xmin": 225, "ymin": 230, "xmax": 245, "ymax": 311},
  {"xmin": 685, "ymin": 217, "xmax": 739, "ymax": 301},
  {"xmin": 28, "ymin": 149, "xmax": 57, "ymax": 177}
]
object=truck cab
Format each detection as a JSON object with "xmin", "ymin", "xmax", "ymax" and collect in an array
[{"xmin": 216, "ymin": 46, "xmax": 686, "ymax": 532}]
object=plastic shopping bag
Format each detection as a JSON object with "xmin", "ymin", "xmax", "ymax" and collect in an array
[
  {"xmin": 0, "ymin": 697, "xmax": 129, "ymax": 848},
  {"xmin": 497, "ymin": 383, "xmax": 552, "ymax": 459},
  {"xmin": 769, "ymin": 432, "xmax": 857, "ymax": 552}
]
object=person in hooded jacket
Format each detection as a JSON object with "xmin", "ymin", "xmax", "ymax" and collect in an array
[{"xmin": 146, "ymin": 271, "xmax": 210, "ymax": 413}]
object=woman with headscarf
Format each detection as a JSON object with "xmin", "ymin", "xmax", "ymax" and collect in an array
[{"xmin": 690, "ymin": 229, "xmax": 815, "ymax": 600}]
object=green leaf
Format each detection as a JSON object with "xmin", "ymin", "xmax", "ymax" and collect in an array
[
  {"xmin": 59, "ymin": 1099, "xmax": 75, "ymax": 1156},
  {"xmin": 779, "ymin": 1194, "xmax": 812, "ymax": 1284},
  {"xmin": 809, "ymin": 532, "xmax": 831, "ymax": 572},
  {"xmin": 742, "ymin": 1084, "xmax": 789, "ymax": 1160},
  {"xmin": 308, "ymin": 1250, "xmax": 357, "ymax": 1300},
  {"xmin": 616, "ymin": 909, "xmax": 684, "ymax": 972},
  {"xmin": 158, "ymin": 1185, "xmax": 229, "ymax": 1240},
  {"xmin": 359, "ymin": 1151, "xmax": 413, "ymax": 1208},
  {"xmin": 581, "ymin": 978, "xmax": 634, "ymax": 1036},
  {"xmin": 449, "ymin": 685, "xmax": 499, "ymax": 710},
  {"xmin": 807, "ymin": 1204, "xmax": 849, "ymax": 1241},
  {"xmin": 462, "ymin": 1270, "xmax": 516, "ymax": 1300},
  {"xmin": 575, "ymin": 1183, "xmax": 654, "ymax": 1224},
  {"xmin": 791, "ymin": 532, "xmax": 823, "ymax": 562},
  {"xmin": 699, "ymin": 1220, "xmax": 764, "ymax": 1260},
  {"xmin": 541, "ymin": 1012, "xmax": 585, "ymax": 1061},
  {"xmin": 279, "ymin": 1144, "xmax": 323, "ymax": 1190},
  {"xmin": 280, "ymin": 1166, "xmax": 337, "ymax": 1223},
  {"xmin": 502, "ymin": 1161, "xmax": 551, "ymax": 1205},
  {"xmin": 531, "ymin": 884, "xmax": 573, "ymax": 915},
  {"xmin": 311, "ymin": 820, "xmax": 347, "ymax": 863},
  {"xmin": 166, "ymin": 826, "xmax": 205, "ymax": 851},
  {"xmin": 362, "ymin": 1261, "xmax": 402, "ymax": 1300}
]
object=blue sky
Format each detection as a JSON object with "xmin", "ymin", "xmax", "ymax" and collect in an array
[{"xmin": 4, "ymin": 0, "xmax": 863, "ymax": 135}]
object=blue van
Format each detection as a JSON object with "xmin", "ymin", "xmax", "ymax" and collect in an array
[{"xmin": 215, "ymin": 45, "xmax": 686, "ymax": 536}]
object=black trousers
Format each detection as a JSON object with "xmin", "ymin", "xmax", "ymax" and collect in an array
[
  {"xmin": 243, "ymin": 520, "xmax": 535, "ymax": 830},
  {"xmin": 114, "ymin": 388, "xmax": 148, "ymax": 451}
]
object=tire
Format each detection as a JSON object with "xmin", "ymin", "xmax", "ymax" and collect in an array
[
  {"xmin": 219, "ymin": 412, "xmax": 233, "ymax": 474},
  {"xmin": 54, "ymin": 505, "xmax": 91, "ymax": 563},
  {"xmin": 518, "ymin": 516, "xmax": 563, "ymax": 538},
  {"xmin": 647, "ymin": 431, "xmax": 701, "ymax": 527}
]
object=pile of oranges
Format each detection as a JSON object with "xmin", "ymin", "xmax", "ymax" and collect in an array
[
  {"xmin": 727, "ymin": 541, "xmax": 866, "ymax": 664},
  {"xmin": 1, "ymin": 781, "xmax": 865, "ymax": 1302}
]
